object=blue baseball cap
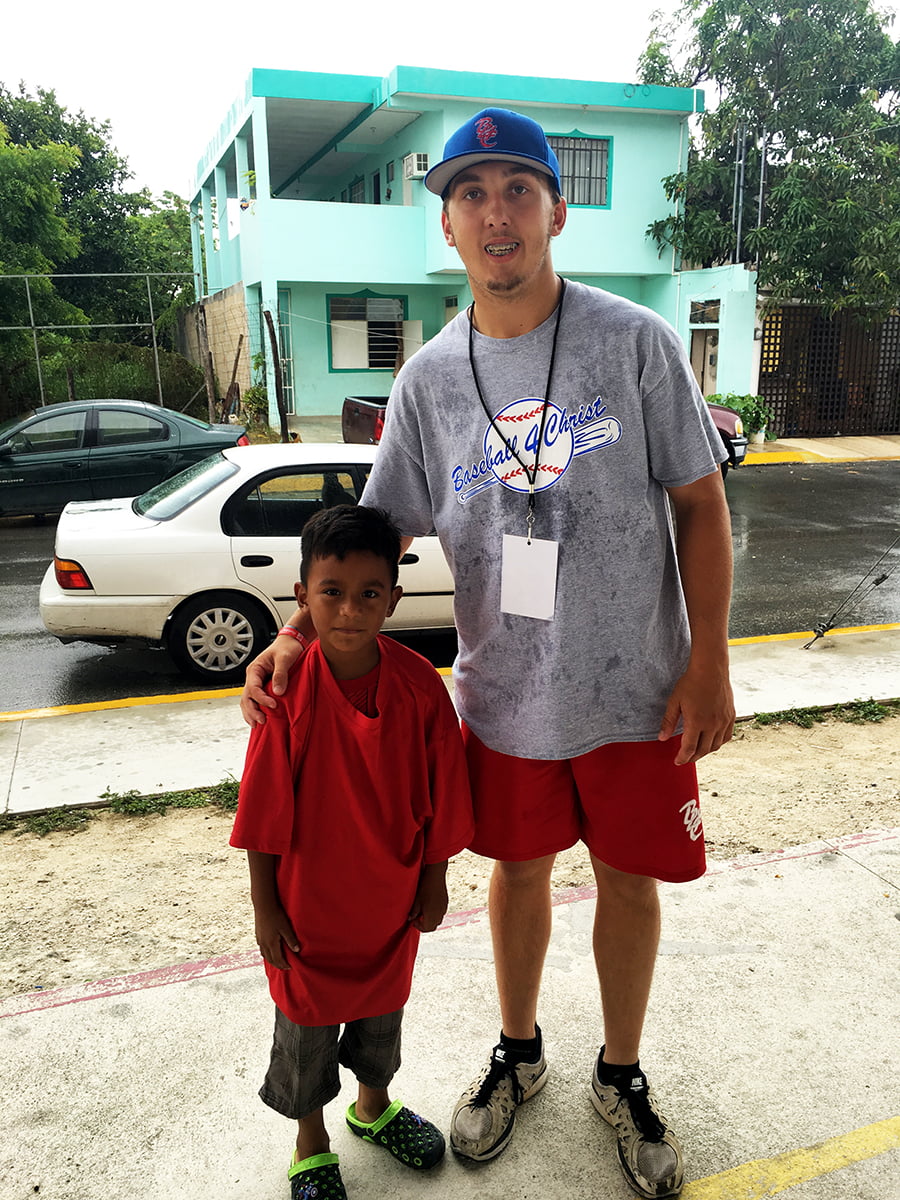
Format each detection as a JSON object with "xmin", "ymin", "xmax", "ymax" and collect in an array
[{"xmin": 424, "ymin": 107, "xmax": 562, "ymax": 197}]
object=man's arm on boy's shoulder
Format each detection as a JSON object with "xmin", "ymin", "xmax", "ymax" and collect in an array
[
  {"xmin": 247, "ymin": 850, "xmax": 300, "ymax": 970},
  {"xmin": 408, "ymin": 861, "xmax": 448, "ymax": 933},
  {"xmin": 240, "ymin": 608, "xmax": 315, "ymax": 727}
]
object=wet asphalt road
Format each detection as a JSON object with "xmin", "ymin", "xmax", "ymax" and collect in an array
[{"xmin": 1, "ymin": 460, "xmax": 897, "ymax": 712}]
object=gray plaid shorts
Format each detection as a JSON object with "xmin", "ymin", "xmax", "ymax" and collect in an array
[{"xmin": 259, "ymin": 1006, "xmax": 403, "ymax": 1120}]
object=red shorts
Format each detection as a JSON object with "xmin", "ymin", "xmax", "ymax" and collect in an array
[{"xmin": 462, "ymin": 725, "xmax": 706, "ymax": 883}]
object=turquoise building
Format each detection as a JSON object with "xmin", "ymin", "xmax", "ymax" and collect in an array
[{"xmin": 189, "ymin": 66, "xmax": 757, "ymax": 420}]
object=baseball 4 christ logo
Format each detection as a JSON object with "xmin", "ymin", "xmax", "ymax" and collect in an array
[{"xmin": 451, "ymin": 396, "xmax": 622, "ymax": 504}]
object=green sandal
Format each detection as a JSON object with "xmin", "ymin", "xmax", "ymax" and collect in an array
[
  {"xmin": 345, "ymin": 1099, "xmax": 445, "ymax": 1169},
  {"xmin": 288, "ymin": 1150, "xmax": 347, "ymax": 1200}
]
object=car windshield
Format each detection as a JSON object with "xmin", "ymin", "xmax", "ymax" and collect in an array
[{"xmin": 134, "ymin": 454, "xmax": 238, "ymax": 520}]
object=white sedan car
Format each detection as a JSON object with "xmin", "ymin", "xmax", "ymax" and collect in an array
[{"xmin": 40, "ymin": 443, "xmax": 454, "ymax": 683}]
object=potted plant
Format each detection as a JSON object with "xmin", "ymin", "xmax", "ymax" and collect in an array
[{"xmin": 708, "ymin": 393, "xmax": 774, "ymax": 442}]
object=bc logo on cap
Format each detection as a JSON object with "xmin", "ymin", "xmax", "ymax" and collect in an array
[{"xmin": 475, "ymin": 116, "xmax": 498, "ymax": 149}]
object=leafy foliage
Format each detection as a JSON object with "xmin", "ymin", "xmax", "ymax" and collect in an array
[
  {"xmin": 0, "ymin": 85, "xmax": 195, "ymax": 416},
  {"xmin": 753, "ymin": 697, "xmax": 900, "ymax": 726},
  {"xmin": 707, "ymin": 391, "xmax": 774, "ymax": 432},
  {"xmin": 639, "ymin": 0, "xmax": 900, "ymax": 317}
]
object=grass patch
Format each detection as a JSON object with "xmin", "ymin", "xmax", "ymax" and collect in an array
[
  {"xmin": 100, "ymin": 775, "xmax": 239, "ymax": 816},
  {"xmin": 0, "ymin": 777, "xmax": 240, "ymax": 837},
  {"xmin": 753, "ymin": 697, "xmax": 900, "ymax": 728},
  {"xmin": 831, "ymin": 697, "xmax": 900, "ymax": 723},
  {"xmin": 2, "ymin": 807, "xmax": 94, "ymax": 837}
]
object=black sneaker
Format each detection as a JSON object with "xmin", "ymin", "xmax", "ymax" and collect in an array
[
  {"xmin": 450, "ymin": 1040, "xmax": 547, "ymax": 1161},
  {"xmin": 590, "ymin": 1055, "xmax": 684, "ymax": 1198}
]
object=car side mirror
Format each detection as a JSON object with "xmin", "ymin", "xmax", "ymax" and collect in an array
[{"xmin": 0, "ymin": 443, "xmax": 12, "ymax": 458}]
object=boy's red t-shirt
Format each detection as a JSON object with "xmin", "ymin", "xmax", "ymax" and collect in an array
[{"xmin": 230, "ymin": 635, "xmax": 474, "ymax": 1027}]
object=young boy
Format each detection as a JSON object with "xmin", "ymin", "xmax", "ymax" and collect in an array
[{"xmin": 231, "ymin": 505, "xmax": 474, "ymax": 1200}]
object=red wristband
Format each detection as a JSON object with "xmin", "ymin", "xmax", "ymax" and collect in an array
[{"xmin": 278, "ymin": 625, "xmax": 309, "ymax": 648}]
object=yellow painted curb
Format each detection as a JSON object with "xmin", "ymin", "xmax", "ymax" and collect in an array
[
  {"xmin": 0, "ymin": 688, "xmax": 241, "ymax": 723},
  {"xmin": 1, "ymin": 628, "xmax": 896, "ymax": 723},
  {"xmin": 681, "ymin": 1114, "xmax": 900, "ymax": 1198},
  {"xmin": 729, "ymin": 622, "xmax": 900, "ymax": 646},
  {"xmin": 0, "ymin": 667, "xmax": 455, "ymax": 722},
  {"xmin": 745, "ymin": 450, "xmax": 814, "ymax": 464},
  {"xmin": 746, "ymin": 449, "xmax": 900, "ymax": 465}
]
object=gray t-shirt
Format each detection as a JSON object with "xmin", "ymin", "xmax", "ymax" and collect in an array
[{"xmin": 362, "ymin": 280, "xmax": 725, "ymax": 759}]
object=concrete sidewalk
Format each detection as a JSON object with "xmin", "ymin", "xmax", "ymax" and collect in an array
[
  {"xmin": 1, "ymin": 829, "xmax": 897, "ymax": 1199},
  {"xmin": 1, "ymin": 626, "xmax": 899, "ymax": 1197},
  {"xmin": 745, "ymin": 433, "xmax": 900, "ymax": 465}
]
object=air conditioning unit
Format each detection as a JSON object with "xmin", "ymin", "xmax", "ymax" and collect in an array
[{"xmin": 402, "ymin": 152, "xmax": 429, "ymax": 180}]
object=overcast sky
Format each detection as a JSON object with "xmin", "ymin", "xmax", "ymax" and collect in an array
[{"xmin": 2, "ymin": 0, "xmax": 678, "ymax": 199}]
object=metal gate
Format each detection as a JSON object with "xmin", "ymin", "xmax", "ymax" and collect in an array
[{"xmin": 759, "ymin": 306, "xmax": 900, "ymax": 437}]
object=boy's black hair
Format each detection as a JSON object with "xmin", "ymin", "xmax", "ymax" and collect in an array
[{"xmin": 300, "ymin": 504, "xmax": 402, "ymax": 587}]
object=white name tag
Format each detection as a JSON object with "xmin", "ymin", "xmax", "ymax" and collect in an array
[{"xmin": 500, "ymin": 534, "xmax": 559, "ymax": 620}]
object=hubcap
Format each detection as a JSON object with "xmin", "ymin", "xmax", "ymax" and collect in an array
[{"xmin": 185, "ymin": 607, "xmax": 254, "ymax": 672}]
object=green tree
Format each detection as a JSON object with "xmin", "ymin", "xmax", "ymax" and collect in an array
[
  {"xmin": 640, "ymin": 0, "xmax": 900, "ymax": 317},
  {"xmin": 0, "ymin": 124, "xmax": 83, "ymax": 413},
  {"xmin": 0, "ymin": 85, "xmax": 196, "ymax": 412},
  {"xmin": 124, "ymin": 191, "xmax": 196, "ymax": 350},
  {"xmin": 0, "ymin": 83, "xmax": 144, "ymax": 325}
]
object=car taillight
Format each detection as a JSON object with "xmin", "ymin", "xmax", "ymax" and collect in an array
[
  {"xmin": 54, "ymin": 557, "xmax": 93, "ymax": 590},
  {"xmin": 236, "ymin": 434, "xmax": 251, "ymax": 446},
  {"xmin": 373, "ymin": 414, "xmax": 385, "ymax": 443}
]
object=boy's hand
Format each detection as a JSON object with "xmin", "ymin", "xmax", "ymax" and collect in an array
[
  {"xmin": 254, "ymin": 902, "xmax": 300, "ymax": 970},
  {"xmin": 240, "ymin": 637, "xmax": 305, "ymax": 727},
  {"xmin": 409, "ymin": 862, "xmax": 449, "ymax": 933}
]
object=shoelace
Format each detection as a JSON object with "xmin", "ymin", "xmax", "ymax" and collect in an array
[
  {"xmin": 614, "ymin": 1082, "xmax": 666, "ymax": 1142},
  {"xmin": 470, "ymin": 1052, "xmax": 524, "ymax": 1108}
]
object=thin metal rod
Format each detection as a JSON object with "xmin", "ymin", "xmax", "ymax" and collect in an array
[
  {"xmin": 146, "ymin": 276, "xmax": 164, "ymax": 406},
  {"xmin": 0, "ymin": 271, "xmax": 195, "ymax": 279},
  {"xmin": 735, "ymin": 123, "xmax": 747, "ymax": 263},
  {"xmin": 23, "ymin": 277, "xmax": 45, "ymax": 405}
]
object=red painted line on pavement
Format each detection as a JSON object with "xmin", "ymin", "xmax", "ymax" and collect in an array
[{"xmin": 3, "ymin": 827, "xmax": 896, "ymax": 1020}]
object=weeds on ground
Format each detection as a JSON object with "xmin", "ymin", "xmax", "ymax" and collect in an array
[
  {"xmin": 1, "ymin": 807, "xmax": 93, "ymax": 837},
  {"xmin": 1, "ymin": 777, "xmax": 239, "ymax": 837},
  {"xmin": 753, "ymin": 697, "xmax": 900, "ymax": 728},
  {"xmin": 100, "ymin": 775, "xmax": 239, "ymax": 815}
]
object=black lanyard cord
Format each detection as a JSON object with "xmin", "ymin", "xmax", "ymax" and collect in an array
[{"xmin": 467, "ymin": 277, "xmax": 567, "ymax": 540}]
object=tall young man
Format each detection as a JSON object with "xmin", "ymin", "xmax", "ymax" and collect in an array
[{"xmin": 243, "ymin": 108, "xmax": 735, "ymax": 1199}]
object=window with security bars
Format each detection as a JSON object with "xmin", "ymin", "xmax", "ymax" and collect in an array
[
  {"xmin": 547, "ymin": 136, "xmax": 609, "ymax": 206},
  {"xmin": 329, "ymin": 296, "xmax": 406, "ymax": 369},
  {"xmin": 349, "ymin": 177, "xmax": 365, "ymax": 204}
]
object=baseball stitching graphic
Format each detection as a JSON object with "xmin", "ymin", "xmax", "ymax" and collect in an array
[{"xmin": 452, "ymin": 397, "xmax": 622, "ymax": 503}]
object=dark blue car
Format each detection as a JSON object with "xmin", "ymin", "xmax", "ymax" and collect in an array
[{"xmin": 0, "ymin": 399, "xmax": 249, "ymax": 518}]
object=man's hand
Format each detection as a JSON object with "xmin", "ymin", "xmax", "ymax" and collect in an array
[
  {"xmin": 240, "ymin": 637, "xmax": 305, "ymax": 726},
  {"xmin": 658, "ymin": 661, "xmax": 735, "ymax": 765},
  {"xmin": 408, "ymin": 862, "xmax": 449, "ymax": 932},
  {"xmin": 254, "ymin": 901, "xmax": 300, "ymax": 970}
]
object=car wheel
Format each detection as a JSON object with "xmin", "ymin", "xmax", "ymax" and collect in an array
[{"xmin": 167, "ymin": 591, "xmax": 273, "ymax": 683}]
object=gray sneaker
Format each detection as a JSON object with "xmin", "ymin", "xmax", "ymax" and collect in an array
[
  {"xmin": 590, "ymin": 1058, "xmax": 684, "ymax": 1198},
  {"xmin": 450, "ymin": 1041, "xmax": 548, "ymax": 1161}
]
